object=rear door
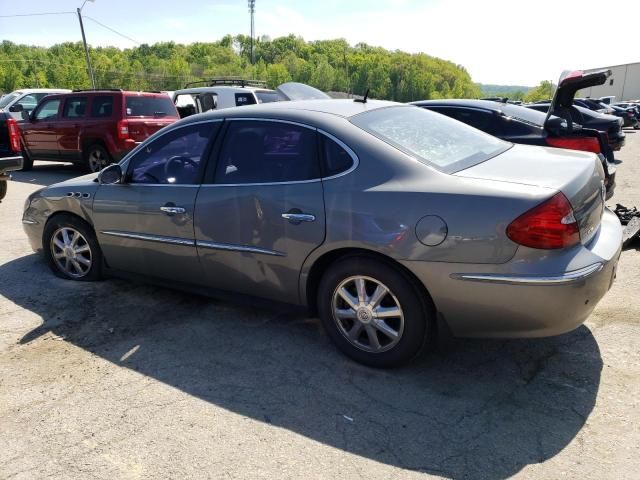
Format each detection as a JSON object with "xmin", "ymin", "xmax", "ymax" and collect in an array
[
  {"xmin": 57, "ymin": 95, "xmax": 88, "ymax": 161},
  {"xmin": 124, "ymin": 94, "xmax": 179, "ymax": 142},
  {"xmin": 22, "ymin": 97, "xmax": 62, "ymax": 159},
  {"xmin": 194, "ymin": 119, "xmax": 326, "ymax": 304},
  {"xmin": 92, "ymin": 121, "xmax": 218, "ymax": 282}
]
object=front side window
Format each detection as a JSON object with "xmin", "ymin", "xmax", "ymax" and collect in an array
[
  {"xmin": 91, "ymin": 96, "xmax": 113, "ymax": 118},
  {"xmin": 62, "ymin": 97, "xmax": 88, "ymax": 118},
  {"xmin": 351, "ymin": 106, "xmax": 510, "ymax": 173},
  {"xmin": 214, "ymin": 121, "xmax": 319, "ymax": 184},
  {"xmin": 128, "ymin": 123, "xmax": 216, "ymax": 185},
  {"xmin": 34, "ymin": 99, "xmax": 61, "ymax": 120}
]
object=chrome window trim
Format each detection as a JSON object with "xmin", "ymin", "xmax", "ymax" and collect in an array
[
  {"xmin": 100, "ymin": 230, "xmax": 195, "ymax": 247},
  {"xmin": 200, "ymin": 179, "xmax": 322, "ymax": 188},
  {"xmin": 450, "ymin": 263, "xmax": 604, "ymax": 286},
  {"xmin": 196, "ymin": 240, "xmax": 285, "ymax": 257}
]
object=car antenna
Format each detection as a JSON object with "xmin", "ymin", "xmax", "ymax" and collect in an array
[{"xmin": 354, "ymin": 88, "xmax": 370, "ymax": 103}]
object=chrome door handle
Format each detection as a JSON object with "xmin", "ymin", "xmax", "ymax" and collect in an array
[
  {"xmin": 160, "ymin": 206, "xmax": 186, "ymax": 215},
  {"xmin": 282, "ymin": 212, "xmax": 316, "ymax": 224}
]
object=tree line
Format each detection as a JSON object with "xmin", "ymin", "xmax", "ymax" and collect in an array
[{"xmin": 0, "ymin": 35, "xmax": 483, "ymax": 101}]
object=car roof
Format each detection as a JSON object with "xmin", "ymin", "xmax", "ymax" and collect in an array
[
  {"xmin": 184, "ymin": 99, "xmax": 402, "ymax": 122},
  {"xmin": 174, "ymin": 86, "xmax": 275, "ymax": 95}
]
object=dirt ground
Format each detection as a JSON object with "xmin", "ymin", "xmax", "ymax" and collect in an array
[{"xmin": 0, "ymin": 133, "xmax": 638, "ymax": 480}]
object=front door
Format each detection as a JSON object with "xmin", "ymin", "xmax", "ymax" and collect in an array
[
  {"xmin": 194, "ymin": 119, "xmax": 326, "ymax": 304},
  {"xmin": 22, "ymin": 97, "xmax": 62, "ymax": 160},
  {"xmin": 92, "ymin": 122, "xmax": 218, "ymax": 283}
]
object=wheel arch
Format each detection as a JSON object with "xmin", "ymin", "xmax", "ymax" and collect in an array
[{"xmin": 302, "ymin": 247, "xmax": 436, "ymax": 317}]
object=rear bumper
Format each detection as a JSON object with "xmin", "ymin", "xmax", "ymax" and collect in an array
[
  {"xmin": 402, "ymin": 209, "xmax": 622, "ymax": 338},
  {"xmin": 0, "ymin": 155, "xmax": 23, "ymax": 177}
]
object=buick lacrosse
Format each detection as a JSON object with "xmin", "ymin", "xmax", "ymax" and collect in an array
[{"xmin": 22, "ymin": 100, "xmax": 622, "ymax": 367}]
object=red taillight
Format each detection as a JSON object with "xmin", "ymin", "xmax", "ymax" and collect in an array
[
  {"xmin": 6, "ymin": 117, "xmax": 20, "ymax": 153},
  {"xmin": 117, "ymin": 119, "xmax": 129, "ymax": 140},
  {"xmin": 546, "ymin": 136, "xmax": 601, "ymax": 154},
  {"xmin": 506, "ymin": 192, "xmax": 580, "ymax": 249}
]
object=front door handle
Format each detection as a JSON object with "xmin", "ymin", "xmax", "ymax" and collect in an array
[
  {"xmin": 282, "ymin": 211, "xmax": 316, "ymax": 224},
  {"xmin": 160, "ymin": 204, "xmax": 186, "ymax": 215}
]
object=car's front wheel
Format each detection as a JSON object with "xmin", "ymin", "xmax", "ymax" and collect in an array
[
  {"xmin": 43, "ymin": 215, "xmax": 102, "ymax": 281},
  {"xmin": 318, "ymin": 256, "xmax": 433, "ymax": 368}
]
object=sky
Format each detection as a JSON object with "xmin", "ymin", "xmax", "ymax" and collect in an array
[{"xmin": 1, "ymin": 0, "xmax": 640, "ymax": 86}]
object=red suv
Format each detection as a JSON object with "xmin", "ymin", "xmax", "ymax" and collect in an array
[{"xmin": 19, "ymin": 89, "xmax": 179, "ymax": 172}]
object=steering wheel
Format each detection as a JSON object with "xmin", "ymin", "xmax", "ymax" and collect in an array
[{"xmin": 164, "ymin": 155, "xmax": 198, "ymax": 182}]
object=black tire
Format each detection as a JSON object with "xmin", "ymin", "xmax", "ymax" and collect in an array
[
  {"xmin": 43, "ymin": 214, "xmax": 103, "ymax": 281},
  {"xmin": 317, "ymin": 255, "xmax": 434, "ymax": 368},
  {"xmin": 20, "ymin": 148, "xmax": 33, "ymax": 171},
  {"xmin": 0, "ymin": 180, "xmax": 6, "ymax": 201},
  {"xmin": 83, "ymin": 143, "xmax": 112, "ymax": 173}
]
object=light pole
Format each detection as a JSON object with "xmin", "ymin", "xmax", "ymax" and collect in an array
[
  {"xmin": 248, "ymin": 0, "xmax": 255, "ymax": 64},
  {"xmin": 77, "ymin": 0, "xmax": 96, "ymax": 88}
]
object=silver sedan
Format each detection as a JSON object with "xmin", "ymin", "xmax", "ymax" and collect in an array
[{"xmin": 22, "ymin": 100, "xmax": 622, "ymax": 367}]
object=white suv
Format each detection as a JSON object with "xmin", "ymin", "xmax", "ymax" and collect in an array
[{"xmin": 0, "ymin": 88, "xmax": 71, "ymax": 119}]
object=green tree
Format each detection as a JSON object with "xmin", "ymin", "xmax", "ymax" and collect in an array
[{"xmin": 524, "ymin": 81, "xmax": 555, "ymax": 103}]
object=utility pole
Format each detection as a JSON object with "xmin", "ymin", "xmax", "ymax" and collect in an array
[
  {"xmin": 77, "ymin": 1, "xmax": 96, "ymax": 88},
  {"xmin": 248, "ymin": 0, "xmax": 255, "ymax": 64}
]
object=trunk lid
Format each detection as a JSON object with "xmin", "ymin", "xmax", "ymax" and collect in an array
[
  {"xmin": 545, "ymin": 69, "xmax": 611, "ymax": 127},
  {"xmin": 455, "ymin": 144, "xmax": 606, "ymax": 244},
  {"xmin": 124, "ymin": 94, "xmax": 179, "ymax": 142},
  {"xmin": 126, "ymin": 118, "xmax": 176, "ymax": 142}
]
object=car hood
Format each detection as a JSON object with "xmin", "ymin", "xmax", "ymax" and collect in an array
[{"xmin": 50, "ymin": 172, "xmax": 99, "ymax": 188}]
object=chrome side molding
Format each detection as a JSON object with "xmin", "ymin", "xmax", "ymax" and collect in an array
[{"xmin": 450, "ymin": 263, "xmax": 604, "ymax": 286}]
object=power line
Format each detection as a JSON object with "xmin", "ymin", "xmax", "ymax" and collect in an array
[
  {"xmin": 0, "ymin": 11, "xmax": 74, "ymax": 18},
  {"xmin": 83, "ymin": 16, "xmax": 140, "ymax": 45}
]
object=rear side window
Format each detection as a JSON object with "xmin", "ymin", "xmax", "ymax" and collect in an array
[
  {"xmin": 62, "ymin": 97, "xmax": 88, "ymax": 118},
  {"xmin": 125, "ymin": 95, "xmax": 176, "ymax": 117},
  {"xmin": 235, "ymin": 93, "xmax": 257, "ymax": 106},
  {"xmin": 91, "ymin": 96, "xmax": 113, "ymax": 118},
  {"xmin": 434, "ymin": 107, "xmax": 498, "ymax": 135},
  {"xmin": 351, "ymin": 106, "xmax": 510, "ymax": 173},
  {"xmin": 214, "ymin": 121, "xmax": 319, "ymax": 184},
  {"xmin": 321, "ymin": 135, "xmax": 354, "ymax": 177}
]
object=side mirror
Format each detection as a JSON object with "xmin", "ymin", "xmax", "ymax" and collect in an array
[
  {"xmin": 98, "ymin": 164, "xmax": 123, "ymax": 185},
  {"xmin": 9, "ymin": 104, "xmax": 24, "ymax": 113},
  {"xmin": 21, "ymin": 110, "xmax": 30, "ymax": 121}
]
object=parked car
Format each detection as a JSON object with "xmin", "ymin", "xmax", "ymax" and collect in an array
[
  {"xmin": 574, "ymin": 98, "xmax": 614, "ymax": 114},
  {"xmin": 411, "ymin": 99, "xmax": 616, "ymax": 198},
  {"xmin": 599, "ymin": 96, "xmax": 616, "ymax": 105},
  {"xmin": 173, "ymin": 79, "xmax": 329, "ymax": 118},
  {"xmin": 608, "ymin": 104, "xmax": 639, "ymax": 129},
  {"xmin": 22, "ymin": 99, "xmax": 622, "ymax": 367},
  {"xmin": 526, "ymin": 103, "xmax": 625, "ymax": 152},
  {"xmin": 19, "ymin": 89, "xmax": 179, "ymax": 172},
  {"xmin": 0, "ymin": 88, "xmax": 71, "ymax": 119},
  {"xmin": 0, "ymin": 110, "xmax": 24, "ymax": 200}
]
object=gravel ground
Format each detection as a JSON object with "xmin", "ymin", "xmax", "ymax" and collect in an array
[{"xmin": 0, "ymin": 135, "xmax": 638, "ymax": 480}]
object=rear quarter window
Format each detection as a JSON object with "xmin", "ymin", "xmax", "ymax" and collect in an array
[{"xmin": 90, "ymin": 96, "xmax": 114, "ymax": 118}]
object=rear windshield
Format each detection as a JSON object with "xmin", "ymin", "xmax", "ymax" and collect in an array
[
  {"xmin": 125, "ymin": 95, "xmax": 177, "ymax": 118},
  {"xmin": 501, "ymin": 104, "xmax": 547, "ymax": 126},
  {"xmin": 351, "ymin": 106, "xmax": 510, "ymax": 173}
]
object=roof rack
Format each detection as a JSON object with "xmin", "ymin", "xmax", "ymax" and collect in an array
[
  {"xmin": 183, "ymin": 77, "xmax": 268, "ymax": 89},
  {"xmin": 71, "ymin": 88, "xmax": 123, "ymax": 92}
]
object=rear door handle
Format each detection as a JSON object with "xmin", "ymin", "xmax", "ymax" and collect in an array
[{"xmin": 282, "ymin": 212, "xmax": 316, "ymax": 224}]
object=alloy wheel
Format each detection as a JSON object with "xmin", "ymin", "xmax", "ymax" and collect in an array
[
  {"xmin": 331, "ymin": 275, "xmax": 404, "ymax": 353},
  {"xmin": 50, "ymin": 227, "xmax": 93, "ymax": 278},
  {"xmin": 88, "ymin": 149, "xmax": 108, "ymax": 173}
]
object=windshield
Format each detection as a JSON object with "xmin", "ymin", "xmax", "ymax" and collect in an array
[
  {"xmin": 125, "ymin": 95, "xmax": 177, "ymax": 117},
  {"xmin": 351, "ymin": 106, "xmax": 511, "ymax": 173},
  {"xmin": 0, "ymin": 92, "xmax": 21, "ymax": 109}
]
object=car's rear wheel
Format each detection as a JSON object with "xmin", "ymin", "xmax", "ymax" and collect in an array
[
  {"xmin": 317, "ymin": 256, "xmax": 433, "ymax": 368},
  {"xmin": 20, "ymin": 148, "xmax": 33, "ymax": 171},
  {"xmin": 84, "ymin": 144, "xmax": 112, "ymax": 173},
  {"xmin": 43, "ymin": 215, "xmax": 102, "ymax": 281}
]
